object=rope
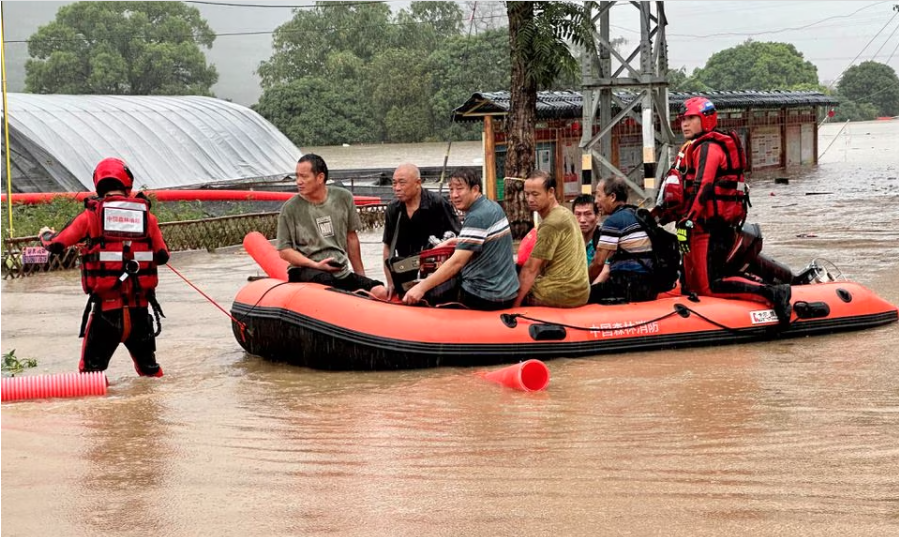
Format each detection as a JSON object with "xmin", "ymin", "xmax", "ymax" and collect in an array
[
  {"xmin": 501, "ymin": 308, "xmax": 679, "ymax": 332},
  {"xmin": 818, "ymin": 120, "xmax": 851, "ymax": 160},
  {"xmin": 165, "ymin": 263, "xmax": 249, "ymax": 339},
  {"xmin": 500, "ymin": 302, "xmax": 772, "ymax": 335}
]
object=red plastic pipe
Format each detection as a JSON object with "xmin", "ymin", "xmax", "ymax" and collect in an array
[
  {"xmin": 1, "ymin": 190, "xmax": 381, "ymax": 206},
  {"xmin": 1, "ymin": 371, "xmax": 108, "ymax": 402},
  {"xmin": 481, "ymin": 360, "xmax": 550, "ymax": 392},
  {"xmin": 243, "ymin": 231, "xmax": 289, "ymax": 280}
]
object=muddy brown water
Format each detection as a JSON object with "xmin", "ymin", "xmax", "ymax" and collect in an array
[{"xmin": 2, "ymin": 121, "xmax": 898, "ymax": 536}]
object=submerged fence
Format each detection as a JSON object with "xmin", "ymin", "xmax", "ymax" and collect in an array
[{"xmin": 2, "ymin": 205, "xmax": 387, "ymax": 279}]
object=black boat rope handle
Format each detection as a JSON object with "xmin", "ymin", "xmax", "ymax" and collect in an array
[
  {"xmin": 500, "ymin": 302, "xmax": 760, "ymax": 335},
  {"xmin": 500, "ymin": 309, "xmax": 679, "ymax": 332}
]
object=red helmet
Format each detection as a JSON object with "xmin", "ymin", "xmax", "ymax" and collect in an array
[
  {"xmin": 681, "ymin": 96, "xmax": 717, "ymax": 132},
  {"xmin": 92, "ymin": 158, "xmax": 134, "ymax": 196}
]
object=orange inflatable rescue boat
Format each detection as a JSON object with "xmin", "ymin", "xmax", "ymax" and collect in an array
[{"xmin": 231, "ymin": 234, "xmax": 897, "ymax": 371}]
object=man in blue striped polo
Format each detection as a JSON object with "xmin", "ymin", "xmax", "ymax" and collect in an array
[{"xmin": 403, "ymin": 168, "xmax": 519, "ymax": 310}]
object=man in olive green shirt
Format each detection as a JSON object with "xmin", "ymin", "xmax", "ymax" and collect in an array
[
  {"xmin": 514, "ymin": 170, "xmax": 590, "ymax": 308},
  {"xmin": 277, "ymin": 154, "xmax": 388, "ymax": 299}
]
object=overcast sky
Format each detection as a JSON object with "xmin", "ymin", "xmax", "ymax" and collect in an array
[{"xmin": 2, "ymin": 1, "xmax": 897, "ymax": 106}]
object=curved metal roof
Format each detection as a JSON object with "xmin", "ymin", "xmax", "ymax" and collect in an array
[
  {"xmin": 2, "ymin": 93, "xmax": 302, "ymax": 192},
  {"xmin": 452, "ymin": 90, "xmax": 840, "ymax": 122}
]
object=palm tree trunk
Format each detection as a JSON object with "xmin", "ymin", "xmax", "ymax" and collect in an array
[{"xmin": 505, "ymin": 2, "xmax": 538, "ymax": 239}]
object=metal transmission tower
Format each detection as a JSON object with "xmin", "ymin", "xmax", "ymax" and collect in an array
[{"xmin": 580, "ymin": 1, "xmax": 675, "ymax": 203}]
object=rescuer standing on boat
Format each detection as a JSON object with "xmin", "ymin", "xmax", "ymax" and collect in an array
[
  {"xmin": 40, "ymin": 158, "xmax": 169, "ymax": 377},
  {"xmin": 671, "ymin": 96, "xmax": 792, "ymax": 326}
]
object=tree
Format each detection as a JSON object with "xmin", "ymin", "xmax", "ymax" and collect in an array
[
  {"xmin": 667, "ymin": 67, "xmax": 710, "ymax": 93},
  {"xmin": 465, "ymin": 1, "xmax": 508, "ymax": 34},
  {"xmin": 831, "ymin": 100, "xmax": 879, "ymax": 122},
  {"xmin": 837, "ymin": 61, "xmax": 899, "ymax": 117},
  {"xmin": 691, "ymin": 40, "xmax": 819, "ymax": 91},
  {"xmin": 25, "ymin": 2, "xmax": 217, "ymax": 95},
  {"xmin": 504, "ymin": 2, "xmax": 594, "ymax": 237},
  {"xmin": 255, "ymin": 1, "xmax": 484, "ymax": 146},
  {"xmin": 427, "ymin": 28, "xmax": 511, "ymax": 140},
  {"xmin": 395, "ymin": 1, "xmax": 464, "ymax": 47},
  {"xmin": 253, "ymin": 78, "xmax": 380, "ymax": 147},
  {"xmin": 367, "ymin": 49, "xmax": 434, "ymax": 143},
  {"xmin": 257, "ymin": 2, "xmax": 396, "ymax": 89}
]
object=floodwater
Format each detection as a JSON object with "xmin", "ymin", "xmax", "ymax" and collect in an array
[{"xmin": 2, "ymin": 121, "xmax": 898, "ymax": 536}]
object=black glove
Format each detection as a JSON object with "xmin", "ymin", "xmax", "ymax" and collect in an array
[{"xmin": 676, "ymin": 220, "xmax": 693, "ymax": 254}]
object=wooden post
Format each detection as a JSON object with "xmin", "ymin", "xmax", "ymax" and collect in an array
[
  {"xmin": 779, "ymin": 108, "xmax": 787, "ymax": 169},
  {"xmin": 484, "ymin": 115, "xmax": 497, "ymax": 201},
  {"xmin": 554, "ymin": 127, "xmax": 564, "ymax": 203},
  {"xmin": 813, "ymin": 107, "xmax": 820, "ymax": 165}
]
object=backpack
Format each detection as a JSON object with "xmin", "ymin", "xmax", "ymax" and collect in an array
[{"xmin": 630, "ymin": 207, "xmax": 681, "ymax": 294}]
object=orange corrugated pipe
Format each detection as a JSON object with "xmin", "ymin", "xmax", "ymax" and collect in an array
[
  {"xmin": 1, "ymin": 371, "xmax": 108, "ymax": 402},
  {"xmin": 0, "ymin": 190, "xmax": 381, "ymax": 206}
]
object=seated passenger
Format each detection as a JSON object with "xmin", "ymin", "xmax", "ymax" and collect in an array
[
  {"xmin": 402, "ymin": 168, "xmax": 519, "ymax": 310},
  {"xmin": 572, "ymin": 193, "xmax": 601, "ymax": 267},
  {"xmin": 382, "ymin": 162, "xmax": 461, "ymax": 298},
  {"xmin": 277, "ymin": 154, "xmax": 388, "ymax": 299},
  {"xmin": 514, "ymin": 171, "xmax": 590, "ymax": 308},
  {"xmin": 588, "ymin": 177, "xmax": 658, "ymax": 303}
]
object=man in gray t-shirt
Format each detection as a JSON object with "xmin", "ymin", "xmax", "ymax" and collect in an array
[
  {"xmin": 276, "ymin": 154, "xmax": 387, "ymax": 299},
  {"xmin": 403, "ymin": 168, "xmax": 518, "ymax": 310}
]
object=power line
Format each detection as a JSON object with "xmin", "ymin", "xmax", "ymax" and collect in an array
[
  {"xmin": 668, "ymin": 2, "xmax": 890, "ymax": 39},
  {"xmin": 860, "ymin": 81, "xmax": 899, "ymax": 100},
  {"xmin": 183, "ymin": 0, "xmax": 398, "ymax": 8},
  {"xmin": 871, "ymin": 18, "xmax": 899, "ymax": 60},
  {"xmin": 830, "ymin": 9, "xmax": 899, "ymax": 87},
  {"xmin": 670, "ymin": 55, "xmax": 892, "ymax": 64},
  {"xmin": 611, "ymin": 14, "xmax": 884, "ymax": 39},
  {"xmin": 887, "ymin": 36, "xmax": 899, "ymax": 64},
  {"xmin": 6, "ymin": 16, "xmax": 499, "ymax": 44}
]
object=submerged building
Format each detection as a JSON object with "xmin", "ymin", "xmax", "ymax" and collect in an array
[{"xmin": 452, "ymin": 90, "xmax": 840, "ymax": 201}]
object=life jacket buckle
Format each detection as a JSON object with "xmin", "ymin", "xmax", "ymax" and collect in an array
[{"xmin": 124, "ymin": 259, "xmax": 140, "ymax": 275}]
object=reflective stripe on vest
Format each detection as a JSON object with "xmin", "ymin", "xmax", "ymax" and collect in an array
[
  {"xmin": 79, "ymin": 195, "xmax": 159, "ymax": 308},
  {"xmin": 99, "ymin": 251, "xmax": 154, "ymax": 262}
]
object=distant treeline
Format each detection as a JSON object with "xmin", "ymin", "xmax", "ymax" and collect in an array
[{"xmin": 23, "ymin": 3, "xmax": 899, "ymax": 145}]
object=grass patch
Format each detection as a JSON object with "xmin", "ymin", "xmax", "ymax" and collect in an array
[{"xmin": 1, "ymin": 194, "xmax": 251, "ymax": 239}]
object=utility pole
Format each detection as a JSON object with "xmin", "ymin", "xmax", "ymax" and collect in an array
[{"xmin": 580, "ymin": 1, "xmax": 675, "ymax": 204}]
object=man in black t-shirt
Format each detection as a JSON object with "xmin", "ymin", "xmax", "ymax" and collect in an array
[{"xmin": 382, "ymin": 163, "xmax": 460, "ymax": 297}]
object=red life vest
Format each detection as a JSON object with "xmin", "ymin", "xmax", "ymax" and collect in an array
[
  {"xmin": 683, "ymin": 130, "xmax": 750, "ymax": 227},
  {"xmin": 80, "ymin": 196, "xmax": 159, "ymax": 310},
  {"xmin": 654, "ymin": 141, "xmax": 693, "ymax": 224}
]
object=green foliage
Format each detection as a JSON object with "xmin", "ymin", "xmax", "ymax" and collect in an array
[
  {"xmin": 831, "ymin": 100, "xmax": 879, "ymax": 122},
  {"xmin": 503, "ymin": 1, "xmax": 593, "ymax": 182},
  {"xmin": 691, "ymin": 40, "xmax": 819, "ymax": 91},
  {"xmin": 25, "ymin": 1, "xmax": 218, "ymax": 95},
  {"xmin": 368, "ymin": 49, "xmax": 434, "ymax": 143},
  {"xmin": 253, "ymin": 78, "xmax": 382, "ymax": 146},
  {"xmin": 1, "ymin": 196, "xmax": 83, "ymax": 239},
  {"xmin": 2, "ymin": 350, "xmax": 38, "ymax": 377},
  {"xmin": 144, "ymin": 197, "xmax": 213, "ymax": 222},
  {"xmin": 255, "ymin": 1, "xmax": 510, "ymax": 146},
  {"xmin": 0, "ymin": 196, "xmax": 222, "ymax": 240},
  {"xmin": 394, "ymin": 1, "xmax": 465, "ymax": 53},
  {"xmin": 257, "ymin": 2, "xmax": 397, "ymax": 89},
  {"xmin": 667, "ymin": 67, "xmax": 711, "ymax": 93},
  {"xmin": 427, "ymin": 28, "xmax": 511, "ymax": 140},
  {"xmin": 837, "ymin": 61, "xmax": 899, "ymax": 118},
  {"xmin": 508, "ymin": 2, "xmax": 594, "ymax": 89}
]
